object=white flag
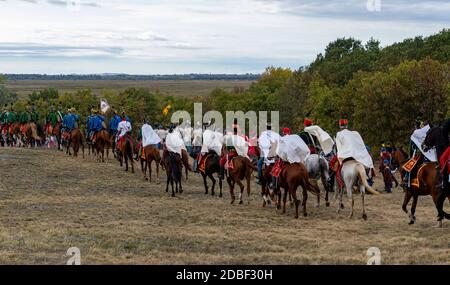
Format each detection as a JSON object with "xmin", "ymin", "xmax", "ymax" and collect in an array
[{"xmin": 100, "ymin": 99, "xmax": 110, "ymax": 114}]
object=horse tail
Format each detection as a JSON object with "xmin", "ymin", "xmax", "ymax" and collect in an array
[
  {"xmin": 355, "ymin": 163, "xmax": 380, "ymax": 195},
  {"xmin": 182, "ymin": 150, "xmax": 192, "ymax": 172},
  {"xmin": 169, "ymin": 153, "xmax": 181, "ymax": 182}
]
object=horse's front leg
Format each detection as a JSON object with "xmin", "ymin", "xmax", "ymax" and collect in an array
[
  {"xmin": 409, "ymin": 195, "xmax": 418, "ymax": 225},
  {"xmin": 236, "ymin": 178, "xmax": 245, "ymax": 205},
  {"xmin": 347, "ymin": 187, "xmax": 354, "ymax": 219},
  {"xmin": 402, "ymin": 190, "xmax": 412, "ymax": 214},
  {"xmin": 361, "ymin": 186, "xmax": 367, "ymax": 220},
  {"xmin": 228, "ymin": 178, "xmax": 235, "ymax": 204},
  {"xmin": 246, "ymin": 174, "xmax": 251, "ymax": 204},
  {"xmin": 302, "ymin": 186, "xmax": 308, "ymax": 217},
  {"xmin": 219, "ymin": 176, "xmax": 223, "ymax": 198},
  {"xmin": 282, "ymin": 188, "xmax": 288, "ymax": 214},
  {"xmin": 290, "ymin": 187, "xmax": 300, "ymax": 219}
]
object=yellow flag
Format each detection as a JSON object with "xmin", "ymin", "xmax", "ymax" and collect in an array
[{"xmin": 163, "ymin": 104, "xmax": 172, "ymax": 116}]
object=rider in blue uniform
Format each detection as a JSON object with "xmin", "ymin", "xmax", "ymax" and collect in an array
[
  {"xmin": 62, "ymin": 107, "xmax": 80, "ymax": 133},
  {"xmin": 108, "ymin": 107, "xmax": 122, "ymax": 137},
  {"xmin": 88, "ymin": 108, "xmax": 105, "ymax": 143}
]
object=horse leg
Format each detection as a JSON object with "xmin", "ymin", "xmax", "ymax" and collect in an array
[
  {"xmin": 402, "ymin": 190, "xmax": 412, "ymax": 214},
  {"xmin": 282, "ymin": 188, "xmax": 288, "ymax": 214},
  {"xmin": 219, "ymin": 176, "xmax": 223, "ymax": 198},
  {"xmin": 246, "ymin": 174, "xmax": 251, "ymax": 204},
  {"xmin": 148, "ymin": 159, "xmax": 153, "ymax": 183},
  {"xmin": 361, "ymin": 186, "xmax": 367, "ymax": 220},
  {"xmin": 228, "ymin": 178, "xmax": 235, "ymax": 204},
  {"xmin": 202, "ymin": 173, "xmax": 208, "ymax": 194},
  {"xmin": 302, "ymin": 186, "xmax": 308, "ymax": 217},
  {"xmin": 141, "ymin": 159, "xmax": 147, "ymax": 180},
  {"xmin": 347, "ymin": 186, "xmax": 354, "ymax": 219},
  {"xmin": 290, "ymin": 186, "xmax": 300, "ymax": 219},
  {"xmin": 236, "ymin": 178, "xmax": 245, "ymax": 205},
  {"xmin": 165, "ymin": 172, "xmax": 170, "ymax": 193},
  {"xmin": 171, "ymin": 178, "xmax": 175, "ymax": 197},
  {"xmin": 336, "ymin": 183, "xmax": 344, "ymax": 214},
  {"xmin": 209, "ymin": 173, "xmax": 216, "ymax": 196},
  {"xmin": 156, "ymin": 160, "xmax": 160, "ymax": 184},
  {"xmin": 409, "ymin": 195, "xmax": 418, "ymax": 225}
]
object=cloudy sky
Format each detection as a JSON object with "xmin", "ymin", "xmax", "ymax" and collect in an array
[{"xmin": 0, "ymin": 0, "xmax": 448, "ymax": 74}]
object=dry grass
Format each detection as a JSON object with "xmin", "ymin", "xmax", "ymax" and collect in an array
[
  {"xmin": 5, "ymin": 80, "xmax": 253, "ymax": 99},
  {"xmin": 0, "ymin": 147, "xmax": 448, "ymax": 265}
]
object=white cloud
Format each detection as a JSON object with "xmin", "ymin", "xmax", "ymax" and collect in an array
[{"xmin": 0, "ymin": 0, "xmax": 448, "ymax": 74}]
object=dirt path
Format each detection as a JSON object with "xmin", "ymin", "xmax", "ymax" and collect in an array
[{"xmin": 0, "ymin": 148, "xmax": 448, "ymax": 264}]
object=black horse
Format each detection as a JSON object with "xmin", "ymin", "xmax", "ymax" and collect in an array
[
  {"xmin": 199, "ymin": 151, "xmax": 223, "ymax": 197},
  {"xmin": 422, "ymin": 126, "xmax": 450, "ymax": 223}
]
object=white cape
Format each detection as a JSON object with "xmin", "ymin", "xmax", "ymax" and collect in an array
[
  {"xmin": 224, "ymin": 134, "xmax": 248, "ymax": 158},
  {"xmin": 336, "ymin": 129, "xmax": 373, "ymax": 168},
  {"xmin": 277, "ymin": 135, "xmax": 310, "ymax": 163},
  {"xmin": 411, "ymin": 125, "xmax": 437, "ymax": 162},
  {"xmin": 192, "ymin": 128, "xmax": 202, "ymax": 147},
  {"xmin": 201, "ymin": 130, "xmax": 223, "ymax": 155},
  {"xmin": 142, "ymin": 124, "xmax": 161, "ymax": 147},
  {"xmin": 181, "ymin": 127, "xmax": 193, "ymax": 146},
  {"xmin": 258, "ymin": 130, "xmax": 281, "ymax": 158},
  {"xmin": 166, "ymin": 131, "xmax": 185, "ymax": 155},
  {"xmin": 304, "ymin": 125, "xmax": 334, "ymax": 155}
]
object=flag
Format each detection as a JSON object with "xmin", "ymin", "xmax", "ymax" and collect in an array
[
  {"xmin": 163, "ymin": 104, "xmax": 172, "ymax": 116},
  {"xmin": 100, "ymin": 99, "xmax": 110, "ymax": 114}
]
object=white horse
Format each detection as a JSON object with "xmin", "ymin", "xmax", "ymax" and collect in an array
[
  {"xmin": 336, "ymin": 160, "xmax": 379, "ymax": 220},
  {"xmin": 305, "ymin": 154, "xmax": 331, "ymax": 207}
]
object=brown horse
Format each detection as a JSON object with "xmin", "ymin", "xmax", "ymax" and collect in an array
[
  {"xmin": 402, "ymin": 162, "xmax": 450, "ymax": 225},
  {"xmin": 62, "ymin": 129, "xmax": 85, "ymax": 158},
  {"xmin": 116, "ymin": 134, "xmax": 134, "ymax": 173},
  {"xmin": 276, "ymin": 162, "xmax": 320, "ymax": 219},
  {"xmin": 199, "ymin": 151, "xmax": 223, "ymax": 197},
  {"xmin": 225, "ymin": 154, "xmax": 258, "ymax": 205},
  {"xmin": 93, "ymin": 130, "xmax": 112, "ymax": 163},
  {"xmin": 141, "ymin": 144, "xmax": 162, "ymax": 183},
  {"xmin": 46, "ymin": 122, "xmax": 63, "ymax": 150},
  {"xmin": 162, "ymin": 148, "xmax": 183, "ymax": 197},
  {"xmin": 24, "ymin": 122, "xmax": 44, "ymax": 147}
]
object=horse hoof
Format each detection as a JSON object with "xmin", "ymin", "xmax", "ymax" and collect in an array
[
  {"xmin": 340, "ymin": 204, "xmax": 345, "ymax": 210},
  {"xmin": 315, "ymin": 204, "xmax": 320, "ymax": 208},
  {"xmin": 211, "ymin": 192, "xmax": 215, "ymax": 196},
  {"xmin": 295, "ymin": 215, "xmax": 299, "ymax": 219},
  {"xmin": 326, "ymin": 202, "xmax": 330, "ymax": 207},
  {"xmin": 362, "ymin": 214, "xmax": 368, "ymax": 220},
  {"xmin": 172, "ymin": 194, "xmax": 175, "ymax": 197},
  {"xmin": 165, "ymin": 189, "xmax": 168, "ymax": 193},
  {"xmin": 145, "ymin": 177, "xmax": 149, "ymax": 181},
  {"xmin": 304, "ymin": 213, "xmax": 308, "ymax": 217},
  {"xmin": 231, "ymin": 200, "xmax": 235, "ymax": 205},
  {"xmin": 219, "ymin": 194, "xmax": 222, "ymax": 198},
  {"xmin": 408, "ymin": 220, "xmax": 415, "ymax": 225},
  {"xmin": 239, "ymin": 201, "xmax": 243, "ymax": 205}
]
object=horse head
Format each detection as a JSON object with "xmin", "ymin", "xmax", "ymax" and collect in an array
[{"xmin": 422, "ymin": 127, "xmax": 440, "ymax": 152}]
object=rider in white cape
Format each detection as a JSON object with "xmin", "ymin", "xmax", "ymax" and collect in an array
[{"xmin": 277, "ymin": 134, "xmax": 311, "ymax": 164}]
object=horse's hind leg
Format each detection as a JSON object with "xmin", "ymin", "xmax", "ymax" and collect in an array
[
  {"xmin": 209, "ymin": 173, "xmax": 216, "ymax": 196},
  {"xmin": 219, "ymin": 177, "xmax": 223, "ymax": 198},
  {"xmin": 202, "ymin": 173, "xmax": 208, "ymax": 195},
  {"xmin": 302, "ymin": 186, "xmax": 308, "ymax": 217},
  {"xmin": 228, "ymin": 178, "xmax": 236, "ymax": 204},
  {"xmin": 402, "ymin": 190, "xmax": 412, "ymax": 214},
  {"xmin": 347, "ymin": 187, "xmax": 354, "ymax": 219},
  {"xmin": 282, "ymin": 188, "xmax": 288, "ymax": 214},
  {"xmin": 236, "ymin": 179, "xmax": 245, "ymax": 205},
  {"xmin": 246, "ymin": 174, "xmax": 251, "ymax": 204},
  {"xmin": 290, "ymin": 187, "xmax": 300, "ymax": 219},
  {"xmin": 362, "ymin": 188, "xmax": 367, "ymax": 220}
]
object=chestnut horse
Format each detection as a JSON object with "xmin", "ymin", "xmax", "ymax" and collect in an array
[
  {"xmin": 276, "ymin": 162, "xmax": 320, "ymax": 219},
  {"xmin": 62, "ymin": 129, "xmax": 84, "ymax": 158},
  {"xmin": 225, "ymin": 154, "xmax": 258, "ymax": 205},
  {"xmin": 162, "ymin": 148, "xmax": 183, "ymax": 197},
  {"xmin": 141, "ymin": 144, "xmax": 162, "ymax": 183},
  {"xmin": 199, "ymin": 151, "xmax": 223, "ymax": 197},
  {"xmin": 181, "ymin": 149, "xmax": 193, "ymax": 180},
  {"xmin": 46, "ymin": 122, "xmax": 63, "ymax": 150},
  {"xmin": 116, "ymin": 134, "xmax": 134, "ymax": 173},
  {"xmin": 93, "ymin": 130, "xmax": 111, "ymax": 163},
  {"xmin": 401, "ymin": 162, "xmax": 450, "ymax": 225}
]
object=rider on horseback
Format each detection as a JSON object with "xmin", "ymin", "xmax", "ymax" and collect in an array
[
  {"xmin": 115, "ymin": 112, "xmax": 132, "ymax": 155},
  {"xmin": 219, "ymin": 119, "xmax": 240, "ymax": 179},
  {"xmin": 256, "ymin": 122, "xmax": 280, "ymax": 185},
  {"xmin": 108, "ymin": 107, "xmax": 122, "ymax": 137},
  {"xmin": 45, "ymin": 104, "xmax": 59, "ymax": 133},
  {"xmin": 88, "ymin": 107, "xmax": 106, "ymax": 144},
  {"xmin": 299, "ymin": 118, "xmax": 320, "ymax": 154},
  {"xmin": 62, "ymin": 107, "xmax": 80, "ymax": 134}
]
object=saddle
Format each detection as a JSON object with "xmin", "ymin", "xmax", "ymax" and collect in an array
[
  {"xmin": 410, "ymin": 164, "xmax": 428, "ymax": 189},
  {"xmin": 198, "ymin": 153, "xmax": 212, "ymax": 174},
  {"xmin": 402, "ymin": 153, "xmax": 422, "ymax": 173},
  {"xmin": 270, "ymin": 159, "xmax": 285, "ymax": 178}
]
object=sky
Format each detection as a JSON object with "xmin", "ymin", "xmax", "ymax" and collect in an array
[{"xmin": 0, "ymin": 0, "xmax": 448, "ymax": 74}]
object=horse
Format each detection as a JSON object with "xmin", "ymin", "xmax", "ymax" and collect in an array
[
  {"xmin": 276, "ymin": 162, "xmax": 321, "ymax": 219},
  {"xmin": 401, "ymin": 162, "xmax": 450, "ymax": 225},
  {"xmin": 335, "ymin": 160, "xmax": 380, "ymax": 220},
  {"xmin": 92, "ymin": 130, "xmax": 111, "ymax": 163},
  {"xmin": 198, "ymin": 151, "xmax": 223, "ymax": 197},
  {"xmin": 46, "ymin": 122, "xmax": 63, "ymax": 150},
  {"xmin": 162, "ymin": 148, "xmax": 183, "ymax": 197},
  {"xmin": 225, "ymin": 152, "xmax": 258, "ymax": 205},
  {"xmin": 24, "ymin": 122, "xmax": 44, "ymax": 148},
  {"xmin": 62, "ymin": 128, "xmax": 85, "ymax": 158},
  {"xmin": 392, "ymin": 146, "xmax": 409, "ymax": 175},
  {"xmin": 305, "ymin": 154, "xmax": 331, "ymax": 207},
  {"xmin": 140, "ymin": 144, "xmax": 162, "ymax": 183},
  {"xmin": 116, "ymin": 134, "xmax": 134, "ymax": 173},
  {"xmin": 421, "ymin": 126, "xmax": 450, "ymax": 226}
]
